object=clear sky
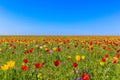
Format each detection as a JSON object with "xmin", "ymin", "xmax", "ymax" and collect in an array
[{"xmin": 0, "ymin": 0, "xmax": 120, "ymax": 35}]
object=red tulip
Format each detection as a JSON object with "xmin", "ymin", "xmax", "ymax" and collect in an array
[
  {"xmin": 54, "ymin": 60, "xmax": 60, "ymax": 67},
  {"xmin": 10, "ymin": 43, "xmax": 13, "ymax": 47},
  {"xmin": 64, "ymin": 41, "xmax": 66, "ymax": 44},
  {"xmin": 102, "ymin": 58, "xmax": 106, "ymax": 62},
  {"xmin": 12, "ymin": 51, "xmax": 15, "ymax": 54},
  {"xmin": 106, "ymin": 48, "xmax": 111, "ymax": 51},
  {"xmin": 24, "ymin": 50, "xmax": 29, "ymax": 54},
  {"xmin": 46, "ymin": 49, "xmax": 50, "ymax": 53},
  {"xmin": 112, "ymin": 59, "xmax": 117, "ymax": 63},
  {"xmin": 72, "ymin": 62, "xmax": 78, "ymax": 68},
  {"xmin": 115, "ymin": 53, "xmax": 120, "ymax": 58},
  {"xmin": 14, "ymin": 46, "xmax": 16, "ymax": 49},
  {"xmin": 24, "ymin": 51, "xmax": 27, "ymax": 54},
  {"xmin": 82, "ymin": 74, "xmax": 90, "ymax": 80},
  {"xmin": 34, "ymin": 63, "xmax": 41, "ymax": 69},
  {"xmin": 21, "ymin": 66, "xmax": 28, "ymax": 71},
  {"xmin": 29, "ymin": 48, "xmax": 34, "ymax": 53},
  {"xmin": 89, "ymin": 41, "xmax": 92, "ymax": 45},
  {"xmin": 23, "ymin": 59, "xmax": 28, "ymax": 64},
  {"xmin": 74, "ymin": 45, "xmax": 77, "ymax": 48},
  {"xmin": 29, "ymin": 49, "xmax": 33, "ymax": 53},
  {"xmin": 57, "ymin": 47, "xmax": 61, "ymax": 52},
  {"xmin": 114, "ymin": 43, "xmax": 118, "ymax": 46},
  {"xmin": 31, "ymin": 48, "xmax": 34, "ymax": 50},
  {"xmin": 67, "ymin": 46, "xmax": 70, "ymax": 49},
  {"xmin": 102, "ymin": 46, "xmax": 106, "ymax": 49},
  {"xmin": 25, "ymin": 44, "xmax": 28, "ymax": 47},
  {"xmin": 105, "ymin": 54, "xmax": 108, "ymax": 58}
]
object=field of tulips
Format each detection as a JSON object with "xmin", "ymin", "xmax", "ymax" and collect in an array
[{"xmin": 0, "ymin": 36, "xmax": 120, "ymax": 80}]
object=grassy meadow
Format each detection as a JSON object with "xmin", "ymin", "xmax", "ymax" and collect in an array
[{"xmin": 0, "ymin": 36, "xmax": 120, "ymax": 80}]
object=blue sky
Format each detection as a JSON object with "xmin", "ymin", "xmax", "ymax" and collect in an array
[{"xmin": 0, "ymin": 0, "xmax": 120, "ymax": 35}]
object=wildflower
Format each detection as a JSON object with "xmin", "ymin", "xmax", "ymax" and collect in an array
[
  {"xmin": 40, "ymin": 46, "xmax": 43, "ymax": 49},
  {"xmin": 115, "ymin": 53, "xmax": 120, "ymax": 58},
  {"xmin": 102, "ymin": 58, "xmax": 106, "ymax": 62},
  {"xmin": 114, "ymin": 57, "xmax": 118, "ymax": 60},
  {"xmin": 100, "ymin": 61, "xmax": 104, "ymax": 66},
  {"xmin": 21, "ymin": 65, "xmax": 28, "ymax": 71},
  {"xmin": 106, "ymin": 58, "xmax": 108, "ymax": 61},
  {"xmin": 57, "ymin": 47, "xmax": 61, "ymax": 52},
  {"xmin": 12, "ymin": 51, "xmax": 15, "ymax": 54},
  {"xmin": 106, "ymin": 48, "xmax": 111, "ymax": 51},
  {"xmin": 37, "ymin": 73, "xmax": 42, "ymax": 79},
  {"xmin": 68, "ymin": 56, "xmax": 72, "ymax": 59},
  {"xmin": 43, "ymin": 45, "xmax": 46, "ymax": 47},
  {"xmin": 59, "ymin": 42, "xmax": 63, "ymax": 45},
  {"xmin": 105, "ymin": 54, "xmax": 108, "ymax": 58},
  {"xmin": 1, "ymin": 65, "xmax": 9, "ymax": 71},
  {"xmin": 52, "ymin": 47, "xmax": 57, "ymax": 51},
  {"xmin": 24, "ymin": 50, "xmax": 28, "ymax": 54},
  {"xmin": 74, "ymin": 45, "xmax": 78, "ymax": 48},
  {"xmin": 7, "ymin": 60, "xmax": 15, "ymax": 68},
  {"xmin": 81, "ymin": 56, "xmax": 85, "ymax": 60},
  {"xmin": 14, "ymin": 46, "xmax": 16, "ymax": 49},
  {"xmin": 54, "ymin": 60, "xmax": 60, "ymax": 67},
  {"xmin": 45, "ymin": 48, "xmax": 49, "ymax": 51},
  {"xmin": 75, "ymin": 55, "xmax": 81, "ymax": 61},
  {"xmin": 79, "ymin": 78, "xmax": 82, "ymax": 80},
  {"xmin": 49, "ymin": 50, "xmax": 53, "ymax": 53},
  {"xmin": 35, "ymin": 45, "xmax": 38, "ymax": 48},
  {"xmin": 46, "ymin": 49, "xmax": 50, "ymax": 53},
  {"xmin": 29, "ymin": 48, "xmax": 34, "ymax": 53},
  {"xmin": 24, "ymin": 48, "xmax": 27, "ymax": 50},
  {"xmin": 112, "ymin": 59, "xmax": 117, "ymax": 63},
  {"xmin": 10, "ymin": 43, "xmax": 13, "ymax": 47},
  {"xmin": 75, "ymin": 70, "xmax": 79, "ymax": 73},
  {"xmin": 34, "ymin": 63, "xmax": 41, "ymax": 69},
  {"xmin": 0, "ymin": 48, "xmax": 2, "ymax": 51},
  {"xmin": 81, "ymin": 73, "xmax": 90, "ymax": 80},
  {"xmin": 48, "ymin": 41, "xmax": 50, "ymax": 44},
  {"xmin": 72, "ymin": 62, "xmax": 78, "ymax": 68},
  {"xmin": 23, "ymin": 59, "xmax": 28, "ymax": 64},
  {"xmin": 9, "ymin": 47, "xmax": 12, "ymax": 50},
  {"xmin": 66, "ymin": 46, "xmax": 70, "ymax": 49}
]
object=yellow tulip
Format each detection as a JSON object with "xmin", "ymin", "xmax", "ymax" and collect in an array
[
  {"xmin": 0, "ymin": 48, "xmax": 2, "ymax": 51},
  {"xmin": 52, "ymin": 47, "xmax": 57, "ymax": 51},
  {"xmin": 43, "ymin": 45, "xmax": 46, "ymax": 48},
  {"xmin": 68, "ymin": 56, "xmax": 72, "ymax": 59},
  {"xmin": 35, "ymin": 45, "xmax": 39, "ymax": 48},
  {"xmin": 48, "ymin": 42, "xmax": 50, "ymax": 44},
  {"xmin": 106, "ymin": 58, "xmax": 108, "ymax": 61},
  {"xmin": 37, "ymin": 73, "xmax": 42, "ymax": 79},
  {"xmin": 100, "ymin": 62, "xmax": 104, "ymax": 66},
  {"xmin": 9, "ymin": 47, "xmax": 12, "ymax": 49},
  {"xmin": 114, "ymin": 57, "xmax": 118, "ymax": 60},
  {"xmin": 7, "ymin": 60, "xmax": 15, "ymax": 68},
  {"xmin": 24, "ymin": 48, "xmax": 27, "ymax": 50},
  {"xmin": 59, "ymin": 42, "xmax": 63, "ymax": 45},
  {"xmin": 75, "ymin": 55, "xmax": 81, "ymax": 61},
  {"xmin": 81, "ymin": 56, "xmax": 85, "ymax": 60},
  {"xmin": 1, "ymin": 65, "xmax": 9, "ymax": 71}
]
